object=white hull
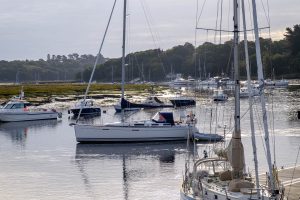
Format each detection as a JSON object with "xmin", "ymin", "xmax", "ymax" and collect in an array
[
  {"xmin": 74, "ymin": 124, "xmax": 194, "ymax": 142},
  {"xmin": 180, "ymin": 184, "xmax": 272, "ymax": 200},
  {"xmin": 180, "ymin": 190, "xmax": 195, "ymax": 200},
  {"xmin": 0, "ymin": 111, "xmax": 58, "ymax": 122}
]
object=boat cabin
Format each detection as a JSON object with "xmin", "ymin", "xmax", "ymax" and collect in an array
[
  {"xmin": 213, "ymin": 89, "xmax": 228, "ymax": 101},
  {"xmin": 75, "ymin": 99, "xmax": 94, "ymax": 108},
  {"xmin": 151, "ymin": 112, "xmax": 175, "ymax": 125},
  {"xmin": 2, "ymin": 101, "xmax": 31, "ymax": 110}
]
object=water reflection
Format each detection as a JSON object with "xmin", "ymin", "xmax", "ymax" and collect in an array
[
  {"xmin": 75, "ymin": 142, "xmax": 187, "ymax": 159},
  {"xmin": 68, "ymin": 114, "xmax": 99, "ymax": 124},
  {"xmin": 0, "ymin": 119, "xmax": 59, "ymax": 145},
  {"xmin": 74, "ymin": 142, "xmax": 187, "ymax": 200}
]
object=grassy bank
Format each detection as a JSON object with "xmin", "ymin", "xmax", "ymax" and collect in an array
[{"xmin": 0, "ymin": 83, "xmax": 166, "ymax": 99}]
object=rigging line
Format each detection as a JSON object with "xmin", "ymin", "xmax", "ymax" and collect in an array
[
  {"xmin": 253, "ymin": 97, "xmax": 268, "ymax": 159},
  {"xmin": 225, "ymin": 40, "xmax": 234, "ymax": 79},
  {"xmin": 203, "ymin": 103, "xmax": 209, "ymax": 135},
  {"xmin": 214, "ymin": 0, "xmax": 221, "ymax": 44},
  {"xmin": 132, "ymin": 54, "xmax": 144, "ymax": 81},
  {"xmin": 221, "ymin": 102, "xmax": 226, "ymax": 131},
  {"xmin": 140, "ymin": 0, "xmax": 157, "ymax": 48},
  {"xmin": 227, "ymin": 0, "xmax": 231, "ymax": 41},
  {"xmin": 259, "ymin": 0, "xmax": 270, "ymax": 26},
  {"xmin": 247, "ymin": 0, "xmax": 255, "ymax": 41},
  {"xmin": 127, "ymin": 0, "xmax": 131, "ymax": 61},
  {"xmin": 219, "ymin": 0, "xmax": 223, "ymax": 44},
  {"xmin": 145, "ymin": 0, "xmax": 162, "ymax": 46},
  {"xmin": 213, "ymin": 103, "xmax": 219, "ymax": 145},
  {"xmin": 194, "ymin": 0, "xmax": 199, "ymax": 79},
  {"xmin": 287, "ymin": 145, "xmax": 300, "ymax": 198},
  {"xmin": 224, "ymin": 97, "xmax": 253, "ymax": 136},
  {"xmin": 270, "ymin": 89, "xmax": 276, "ymax": 166},
  {"xmin": 196, "ymin": 26, "xmax": 270, "ymax": 32},
  {"xmin": 142, "ymin": 0, "xmax": 161, "ymax": 45},
  {"xmin": 75, "ymin": 0, "xmax": 117, "ymax": 123},
  {"xmin": 196, "ymin": 0, "xmax": 207, "ymax": 27},
  {"xmin": 139, "ymin": 0, "xmax": 166, "ymax": 76},
  {"xmin": 266, "ymin": 0, "xmax": 271, "ymax": 27},
  {"xmin": 126, "ymin": 2, "xmax": 136, "ymax": 82}
]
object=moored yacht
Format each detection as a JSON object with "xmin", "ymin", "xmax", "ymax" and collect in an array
[
  {"xmin": 74, "ymin": 111, "xmax": 198, "ymax": 142},
  {"xmin": 115, "ymin": 96, "xmax": 173, "ymax": 112},
  {"xmin": 180, "ymin": 0, "xmax": 285, "ymax": 199},
  {"xmin": 68, "ymin": 99, "xmax": 101, "ymax": 116},
  {"xmin": 212, "ymin": 89, "xmax": 228, "ymax": 101},
  {"xmin": 240, "ymin": 86, "xmax": 260, "ymax": 98}
]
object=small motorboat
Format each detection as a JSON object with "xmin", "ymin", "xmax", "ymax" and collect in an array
[
  {"xmin": 68, "ymin": 99, "xmax": 101, "ymax": 116},
  {"xmin": 0, "ymin": 100, "xmax": 61, "ymax": 122},
  {"xmin": 240, "ymin": 86, "xmax": 260, "ymax": 98},
  {"xmin": 170, "ymin": 74, "xmax": 193, "ymax": 86},
  {"xmin": 212, "ymin": 89, "xmax": 228, "ymax": 101}
]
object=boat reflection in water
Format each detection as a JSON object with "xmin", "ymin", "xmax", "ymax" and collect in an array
[
  {"xmin": 0, "ymin": 119, "xmax": 59, "ymax": 145},
  {"xmin": 75, "ymin": 141, "xmax": 187, "ymax": 162},
  {"xmin": 74, "ymin": 142, "xmax": 188, "ymax": 200}
]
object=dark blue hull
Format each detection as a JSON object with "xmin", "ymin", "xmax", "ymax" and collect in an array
[
  {"xmin": 170, "ymin": 99, "xmax": 196, "ymax": 107},
  {"xmin": 120, "ymin": 98, "xmax": 173, "ymax": 109},
  {"xmin": 69, "ymin": 108, "xmax": 101, "ymax": 116}
]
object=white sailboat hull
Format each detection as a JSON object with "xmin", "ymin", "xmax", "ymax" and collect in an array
[
  {"xmin": 74, "ymin": 124, "xmax": 195, "ymax": 142},
  {"xmin": 180, "ymin": 186, "xmax": 271, "ymax": 200},
  {"xmin": 0, "ymin": 111, "xmax": 58, "ymax": 122}
]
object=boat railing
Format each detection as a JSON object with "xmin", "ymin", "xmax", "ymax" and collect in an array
[{"xmin": 194, "ymin": 157, "xmax": 227, "ymax": 168}]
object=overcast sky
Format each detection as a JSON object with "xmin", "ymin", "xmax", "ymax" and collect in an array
[{"xmin": 0, "ymin": 0, "xmax": 299, "ymax": 61}]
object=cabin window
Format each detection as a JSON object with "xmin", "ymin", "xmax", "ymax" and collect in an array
[
  {"xmin": 3, "ymin": 104, "xmax": 13, "ymax": 109},
  {"xmin": 214, "ymin": 195, "xmax": 218, "ymax": 199},
  {"xmin": 11, "ymin": 104, "xmax": 24, "ymax": 109}
]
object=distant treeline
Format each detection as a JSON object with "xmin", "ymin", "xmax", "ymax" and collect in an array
[
  {"xmin": 0, "ymin": 25, "xmax": 299, "ymax": 83},
  {"xmin": 0, "ymin": 53, "xmax": 105, "ymax": 83},
  {"xmin": 87, "ymin": 24, "xmax": 300, "ymax": 82}
]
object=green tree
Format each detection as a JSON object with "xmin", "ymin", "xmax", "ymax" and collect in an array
[{"xmin": 284, "ymin": 24, "xmax": 300, "ymax": 55}]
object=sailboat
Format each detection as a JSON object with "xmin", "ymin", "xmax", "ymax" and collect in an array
[
  {"xmin": 68, "ymin": 99, "xmax": 101, "ymax": 116},
  {"xmin": 73, "ymin": 0, "xmax": 224, "ymax": 143},
  {"xmin": 180, "ymin": 0, "xmax": 285, "ymax": 199}
]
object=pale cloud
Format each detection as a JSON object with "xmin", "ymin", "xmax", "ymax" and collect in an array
[{"xmin": 0, "ymin": 0, "xmax": 298, "ymax": 60}]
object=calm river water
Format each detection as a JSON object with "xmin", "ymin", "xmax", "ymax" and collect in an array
[{"xmin": 0, "ymin": 86, "xmax": 299, "ymax": 200}]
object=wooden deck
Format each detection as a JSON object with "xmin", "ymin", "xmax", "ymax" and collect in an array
[{"xmin": 259, "ymin": 166, "xmax": 300, "ymax": 200}]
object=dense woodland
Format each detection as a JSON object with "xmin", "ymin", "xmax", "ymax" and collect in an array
[
  {"xmin": 0, "ymin": 53, "xmax": 106, "ymax": 83},
  {"xmin": 0, "ymin": 25, "xmax": 299, "ymax": 83}
]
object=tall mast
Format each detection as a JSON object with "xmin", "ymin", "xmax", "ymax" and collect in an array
[
  {"xmin": 121, "ymin": 0, "xmax": 127, "ymax": 99},
  {"xmin": 233, "ymin": 0, "xmax": 240, "ymax": 140},
  {"xmin": 228, "ymin": 0, "xmax": 245, "ymax": 186},
  {"xmin": 241, "ymin": 0, "xmax": 260, "ymax": 194},
  {"xmin": 252, "ymin": 0, "xmax": 275, "ymax": 193}
]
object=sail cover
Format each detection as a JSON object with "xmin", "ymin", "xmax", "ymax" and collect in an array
[
  {"xmin": 226, "ymin": 136, "xmax": 245, "ymax": 179},
  {"xmin": 152, "ymin": 112, "xmax": 175, "ymax": 125}
]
